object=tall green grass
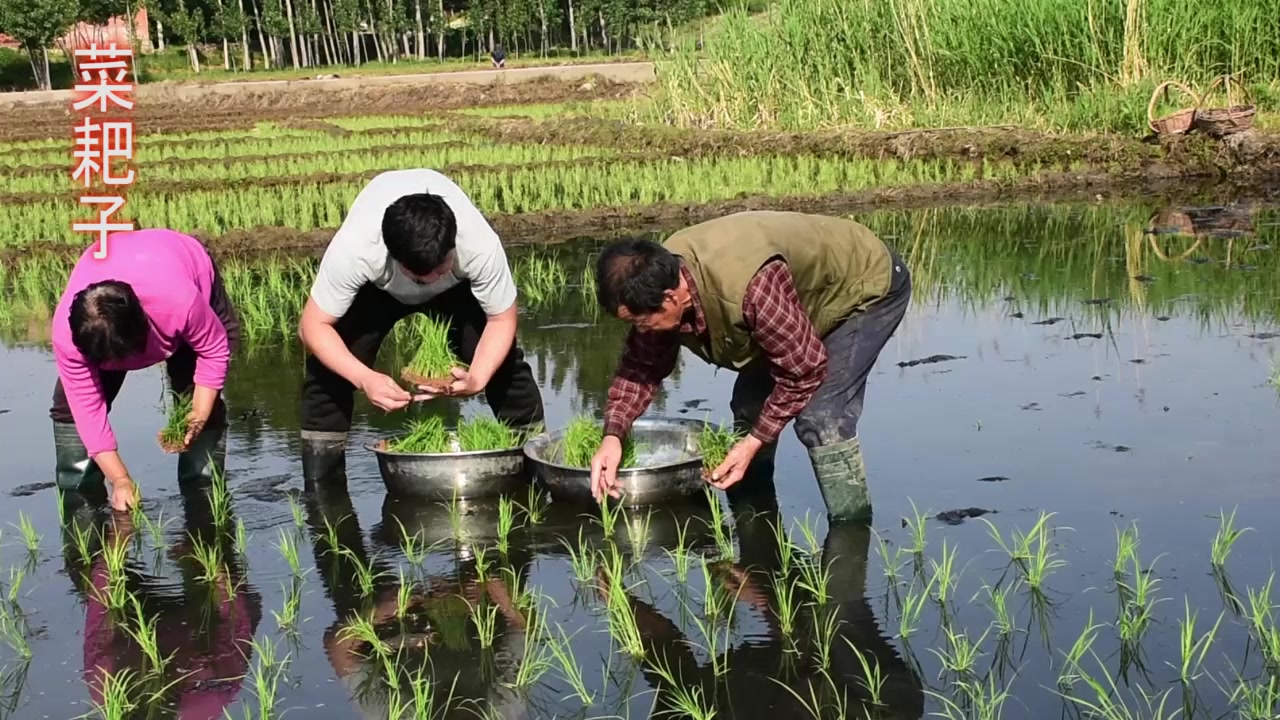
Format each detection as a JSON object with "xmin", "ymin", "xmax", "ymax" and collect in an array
[{"xmin": 653, "ymin": 0, "xmax": 1280, "ymax": 132}]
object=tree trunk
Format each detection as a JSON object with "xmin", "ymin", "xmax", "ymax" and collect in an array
[
  {"xmin": 567, "ymin": 0, "xmax": 576, "ymax": 52},
  {"xmin": 413, "ymin": 0, "xmax": 424, "ymax": 59},
  {"xmin": 252, "ymin": 0, "xmax": 272, "ymax": 68},
  {"xmin": 26, "ymin": 44, "xmax": 51, "ymax": 91},
  {"xmin": 351, "ymin": 31, "xmax": 361, "ymax": 65},
  {"xmin": 598, "ymin": 10, "xmax": 607, "ymax": 53},
  {"xmin": 436, "ymin": 0, "xmax": 444, "ymax": 60},
  {"xmin": 369, "ymin": 17, "xmax": 384, "ymax": 62},
  {"xmin": 158, "ymin": 20, "xmax": 166, "ymax": 51},
  {"xmin": 283, "ymin": 0, "xmax": 301, "ymax": 68},
  {"xmin": 322, "ymin": 0, "xmax": 340, "ymax": 63},
  {"xmin": 188, "ymin": 44, "xmax": 201, "ymax": 72},
  {"xmin": 239, "ymin": 0, "xmax": 252, "ymax": 69}
]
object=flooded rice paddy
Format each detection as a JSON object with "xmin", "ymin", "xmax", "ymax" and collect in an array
[{"xmin": 1, "ymin": 202, "xmax": 1279, "ymax": 719}]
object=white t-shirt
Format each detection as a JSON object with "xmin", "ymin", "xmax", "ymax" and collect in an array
[{"xmin": 309, "ymin": 169, "xmax": 517, "ymax": 319}]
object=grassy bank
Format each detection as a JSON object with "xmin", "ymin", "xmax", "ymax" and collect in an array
[{"xmin": 652, "ymin": 0, "xmax": 1280, "ymax": 133}]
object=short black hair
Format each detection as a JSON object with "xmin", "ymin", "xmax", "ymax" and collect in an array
[
  {"xmin": 69, "ymin": 280, "xmax": 149, "ymax": 363},
  {"xmin": 381, "ymin": 193, "xmax": 458, "ymax": 275},
  {"xmin": 595, "ymin": 238, "xmax": 681, "ymax": 315}
]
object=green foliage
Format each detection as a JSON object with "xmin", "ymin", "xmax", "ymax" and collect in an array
[
  {"xmin": 158, "ymin": 391, "xmax": 194, "ymax": 449},
  {"xmin": 0, "ymin": 0, "xmax": 78, "ymax": 46},
  {"xmin": 696, "ymin": 420, "xmax": 743, "ymax": 472},
  {"xmin": 404, "ymin": 315, "xmax": 461, "ymax": 382},
  {"xmin": 559, "ymin": 415, "xmax": 638, "ymax": 469}
]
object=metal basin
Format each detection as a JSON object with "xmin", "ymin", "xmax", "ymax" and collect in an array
[
  {"xmin": 368, "ymin": 433, "xmax": 528, "ymax": 501},
  {"xmin": 523, "ymin": 416, "xmax": 707, "ymax": 506}
]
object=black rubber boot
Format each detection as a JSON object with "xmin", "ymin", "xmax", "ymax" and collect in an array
[
  {"xmin": 52, "ymin": 421, "xmax": 105, "ymax": 493},
  {"xmin": 301, "ymin": 430, "xmax": 348, "ymax": 490},
  {"xmin": 808, "ymin": 435, "xmax": 873, "ymax": 523}
]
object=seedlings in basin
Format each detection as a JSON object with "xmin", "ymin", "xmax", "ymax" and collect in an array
[
  {"xmin": 560, "ymin": 416, "xmax": 637, "ymax": 469},
  {"xmin": 386, "ymin": 416, "xmax": 450, "ymax": 454},
  {"xmin": 455, "ymin": 416, "xmax": 524, "ymax": 451},
  {"xmin": 401, "ymin": 315, "xmax": 463, "ymax": 392},
  {"xmin": 158, "ymin": 391, "xmax": 194, "ymax": 453}
]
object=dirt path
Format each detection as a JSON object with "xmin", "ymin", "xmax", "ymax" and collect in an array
[{"xmin": 0, "ymin": 61, "xmax": 656, "ymax": 109}]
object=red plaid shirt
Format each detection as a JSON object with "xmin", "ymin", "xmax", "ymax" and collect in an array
[{"xmin": 602, "ymin": 261, "xmax": 828, "ymax": 444}]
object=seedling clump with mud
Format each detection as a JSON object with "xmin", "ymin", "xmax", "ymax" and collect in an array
[
  {"xmin": 386, "ymin": 416, "xmax": 526, "ymax": 454},
  {"xmin": 401, "ymin": 315, "xmax": 465, "ymax": 393},
  {"xmin": 158, "ymin": 391, "xmax": 194, "ymax": 453},
  {"xmin": 697, "ymin": 421, "xmax": 745, "ymax": 479}
]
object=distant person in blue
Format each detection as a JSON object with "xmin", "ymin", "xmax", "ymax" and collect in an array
[{"xmin": 490, "ymin": 44, "xmax": 506, "ymax": 68}]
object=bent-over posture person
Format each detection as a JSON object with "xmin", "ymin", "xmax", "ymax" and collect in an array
[
  {"xmin": 50, "ymin": 229, "xmax": 240, "ymax": 512},
  {"xmin": 589, "ymin": 211, "xmax": 912, "ymax": 521},
  {"xmin": 297, "ymin": 168, "xmax": 544, "ymax": 484}
]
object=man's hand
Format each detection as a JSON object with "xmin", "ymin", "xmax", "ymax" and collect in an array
[
  {"xmin": 359, "ymin": 370, "xmax": 413, "ymax": 411},
  {"xmin": 590, "ymin": 435, "xmax": 624, "ymax": 502},
  {"xmin": 435, "ymin": 366, "xmax": 484, "ymax": 399},
  {"xmin": 708, "ymin": 435, "xmax": 765, "ymax": 491}
]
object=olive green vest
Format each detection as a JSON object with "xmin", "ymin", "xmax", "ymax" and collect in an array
[{"xmin": 663, "ymin": 211, "xmax": 894, "ymax": 370}]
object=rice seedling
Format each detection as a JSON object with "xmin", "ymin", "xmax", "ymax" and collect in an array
[
  {"xmin": 208, "ymin": 464, "xmax": 233, "ymax": 529},
  {"xmin": 772, "ymin": 570, "xmax": 801, "ymax": 639},
  {"xmin": 157, "ymin": 391, "xmax": 194, "ymax": 452},
  {"xmin": 401, "ymin": 315, "xmax": 462, "ymax": 390},
  {"xmin": 496, "ymin": 496, "xmax": 520, "ymax": 557},
  {"xmin": 338, "ymin": 612, "xmax": 392, "ymax": 659},
  {"xmin": 456, "ymin": 416, "xmax": 524, "ymax": 452},
  {"xmin": 905, "ymin": 499, "xmax": 929, "ymax": 555},
  {"xmin": 134, "ymin": 509, "xmax": 173, "ymax": 551},
  {"xmin": 446, "ymin": 489, "xmax": 463, "ymax": 543},
  {"xmin": 0, "ymin": 604, "xmax": 30, "ymax": 660},
  {"xmin": 274, "ymin": 528, "xmax": 305, "ymax": 578},
  {"xmin": 1210, "ymin": 507, "xmax": 1251, "ymax": 568},
  {"xmin": 510, "ymin": 611, "xmax": 555, "ymax": 690},
  {"xmin": 518, "ymin": 485, "xmax": 548, "ymax": 526},
  {"xmin": 931, "ymin": 538, "xmax": 960, "ymax": 607},
  {"xmin": 810, "ymin": 606, "xmax": 842, "ymax": 673},
  {"xmin": 1173, "ymin": 597, "xmax": 1223, "ymax": 684},
  {"xmin": 561, "ymin": 528, "xmax": 597, "ymax": 585},
  {"xmin": 395, "ymin": 518, "xmax": 429, "ymax": 568},
  {"xmin": 688, "ymin": 588, "xmax": 737, "ymax": 678},
  {"xmin": 1059, "ymin": 652, "xmax": 1181, "ymax": 720},
  {"xmin": 394, "ymin": 568, "xmax": 413, "ymax": 621},
  {"xmin": 241, "ymin": 635, "xmax": 291, "ymax": 719},
  {"xmin": 97, "ymin": 527, "xmax": 132, "ymax": 613},
  {"xmin": 1058, "ymin": 610, "xmax": 1104, "ymax": 688},
  {"xmin": 233, "ymin": 518, "xmax": 248, "ymax": 557},
  {"xmin": 624, "ymin": 508, "xmax": 655, "ymax": 557},
  {"xmin": 1114, "ymin": 522, "xmax": 1141, "ymax": 578},
  {"xmin": 593, "ymin": 496, "xmax": 625, "ymax": 540},
  {"xmin": 512, "ymin": 251, "xmax": 569, "ymax": 307},
  {"xmin": 771, "ymin": 672, "xmax": 849, "ymax": 720},
  {"xmin": 875, "ymin": 530, "xmax": 905, "ymax": 589},
  {"xmin": 897, "ymin": 576, "xmax": 936, "ymax": 640},
  {"xmin": 10, "ymin": 513, "xmax": 39, "ymax": 559},
  {"xmin": 844, "ymin": 639, "xmax": 887, "ymax": 706},
  {"xmin": 85, "ymin": 668, "xmax": 140, "ymax": 720},
  {"xmin": 402, "ymin": 663, "xmax": 454, "ymax": 720},
  {"xmin": 981, "ymin": 512, "xmax": 1069, "ymax": 589},
  {"xmin": 466, "ymin": 597, "xmax": 500, "ymax": 649},
  {"xmin": 288, "ymin": 495, "xmax": 305, "ymax": 530},
  {"xmin": 929, "ymin": 673, "xmax": 1016, "ymax": 720},
  {"xmin": 696, "ymin": 420, "xmax": 744, "ymax": 478},
  {"xmin": 702, "ymin": 486, "xmax": 737, "ymax": 561},
  {"xmin": 770, "ymin": 517, "xmax": 797, "ymax": 577},
  {"xmin": 69, "ymin": 520, "xmax": 95, "ymax": 565},
  {"xmin": 1116, "ymin": 553, "xmax": 1166, "ymax": 645},
  {"xmin": 272, "ymin": 577, "xmax": 304, "ymax": 633},
  {"xmin": 340, "ymin": 548, "xmax": 391, "ymax": 598},
  {"xmin": 792, "ymin": 510, "xmax": 823, "ymax": 557},
  {"xmin": 387, "ymin": 415, "xmax": 451, "ymax": 454},
  {"xmin": 472, "ymin": 544, "xmax": 492, "ymax": 582},
  {"xmin": 980, "ymin": 582, "xmax": 1017, "ymax": 636},
  {"xmin": 1229, "ymin": 673, "xmax": 1280, "ymax": 720},
  {"xmin": 601, "ymin": 545, "xmax": 646, "ymax": 658},
  {"xmin": 649, "ymin": 654, "xmax": 718, "ymax": 720},
  {"xmin": 560, "ymin": 416, "xmax": 638, "ymax": 469},
  {"xmin": 662, "ymin": 518, "xmax": 694, "ymax": 584},
  {"xmin": 187, "ymin": 534, "xmax": 224, "ymax": 585},
  {"xmin": 500, "ymin": 565, "xmax": 538, "ymax": 615},
  {"xmin": 796, "ymin": 554, "xmax": 833, "ymax": 607},
  {"xmin": 123, "ymin": 595, "xmax": 170, "ymax": 677},
  {"xmin": 931, "ymin": 626, "xmax": 990, "ymax": 677},
  {"xmin": 547, "ymin": 626, "xmax": 595, "ymax": 705}
]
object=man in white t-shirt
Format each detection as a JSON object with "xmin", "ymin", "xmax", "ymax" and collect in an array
[{"xmin": 297, "ymin": 169, "xmax": 544, "ymax": 483}]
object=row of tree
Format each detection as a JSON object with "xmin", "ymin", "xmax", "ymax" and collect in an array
[{"xmin": 0, "ymin": 0, "xmax": 713, "ymax": 89}]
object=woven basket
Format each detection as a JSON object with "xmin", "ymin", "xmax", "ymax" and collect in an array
[
  {"xmin": 1194, "ymin": 74, "xmax": 1256, "ymax": 137},
  {"xmin": 1147, "ymin": 81, "xmax": 1198, "ymax": 136}
]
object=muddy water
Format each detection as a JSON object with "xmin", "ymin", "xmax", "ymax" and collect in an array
[{"xmin": 1, "ymin": 202, "xmax": 1279, "ymax": 719}]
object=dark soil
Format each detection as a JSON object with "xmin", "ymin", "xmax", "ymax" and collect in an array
[
  {"xmin": 935, "ymin": 507, "xmax": 996, "ymax": 525},
  {"xmin": 400, "ymin": 368, "xmax": 453, "ymax": 394},
  {"xmin": 897, "ymin": 354, "xmax": 966, "ymax": 368}
]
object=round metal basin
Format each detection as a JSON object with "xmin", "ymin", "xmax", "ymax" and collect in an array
[
  {"xmin": 368, "ymin": 434, "xmax": 528, "ymax": 501},
  {"xmin": 523, "ymin": 416, "xmax": 707, "ymax": 507}
]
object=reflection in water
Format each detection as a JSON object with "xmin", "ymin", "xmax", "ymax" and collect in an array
[{"xmin": 59, "ymin": 488, "xmax": 262, "ymax": 719}]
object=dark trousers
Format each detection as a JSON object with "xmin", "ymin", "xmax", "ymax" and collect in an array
[
  {"xmin": 731, "ymin": 250, "xmax": 912, "ymax": 449},
  {"xmin": 50, "ymin": 260, "xmax": 240, "ymax": 432},
  {"xmin": 299, "ymin": 282, "xmax": 545, "ymax": 433}
]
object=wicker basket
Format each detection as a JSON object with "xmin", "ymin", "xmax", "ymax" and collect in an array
[
  {"xmin": 1194, "ymin": 74, "xmax": 1256, "ymax": 137},
  {"xmin": 1147, "ymin": 81, "xmax": 1198, "ymax": 136}
]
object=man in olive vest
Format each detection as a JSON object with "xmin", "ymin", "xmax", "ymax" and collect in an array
[{"xmin": 587, "ymin": 211, "xmax": 912, "ymax": 521}]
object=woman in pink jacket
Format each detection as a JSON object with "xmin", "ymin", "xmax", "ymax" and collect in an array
[{"xmin": 49, "ymin": 229, "xmax": 240, "ymax": 511}]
